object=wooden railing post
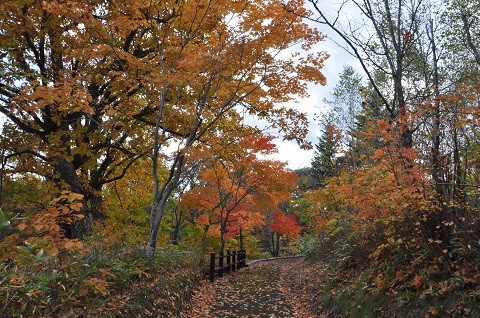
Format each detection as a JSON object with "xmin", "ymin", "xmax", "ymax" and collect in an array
[
  {"xmin": 226, "ymin": 250, "xmax": 231, "ymax": 274},
  {"xmin": 209, "ymin": 252, "xmax": 216, "ymax": 282},
  {"xmin": 232, "ymin": 251, "xmax": 236, "ymax": 272},
  {"xmin": 237, "ymin": 250, "xmax": 242, "ymax": 269},
  {"xmin": 237, "ymin": 250, "xmax": 241, "ymax": 269},
  {"xmin": 218, "ymin": 252, "xmax": 224, "ymax": 277},
  {"xmin": 208, "ymin": 250, "xmax": 245, "ymax": 282}
]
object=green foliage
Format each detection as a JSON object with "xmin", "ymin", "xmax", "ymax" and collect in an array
[
  {"xmin": 305, "ymin": 223, "xmax": 364, "ymax": 272},
  {"xmin": 298, "ymin": 234, "xmax": 321, "ymax": 257},
  {"xmin": 0, "ymin": 211, "xmax": 23, "ymax": 231},
  {"xmin": 323, "ymin": 66, "xmax": 364, "ymax": 141},
  {"xmin": 0, "ymin": 177, "xmax": 51, "ymax": 217},
  {"xmin": 16, "ymin": 242, "xmax": 53, "ymax": 265}
]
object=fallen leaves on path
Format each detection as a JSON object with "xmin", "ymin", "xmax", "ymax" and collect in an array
[
  {"xmin": 183, "ymin": 259, "xmax": 321, "ymax": 317},
  {"xmin": 279, "ymin": 260, "xmax": 330, "ymax": 318}
]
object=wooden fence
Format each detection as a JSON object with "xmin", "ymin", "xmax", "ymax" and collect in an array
[{"xmin": 209, "ymin": 250, "xmax": 246, "ymax": 282}]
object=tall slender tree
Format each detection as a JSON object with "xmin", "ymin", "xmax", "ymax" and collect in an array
[{"xmin": 143, "ymin": 0, "xmax": 328, "ymax": 257}]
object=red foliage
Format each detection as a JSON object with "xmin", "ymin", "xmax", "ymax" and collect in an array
[{"xmin": 270, "ymin": 211, "xmax": 303, "ymax": 239}]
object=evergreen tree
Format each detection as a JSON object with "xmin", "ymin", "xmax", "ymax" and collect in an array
[{"xmin": 310, "ymin": 121, "xmax": 339, "ymax": 189}]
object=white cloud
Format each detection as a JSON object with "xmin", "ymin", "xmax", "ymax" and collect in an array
[{"xmin": 268, "ymin": 139, "xmax": 314, "ymax": 170}]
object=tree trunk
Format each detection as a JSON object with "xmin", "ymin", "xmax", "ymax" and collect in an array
[
  {"xmin": 145, "ymin": 147, "xmax": 187, "ymax": 257},
  {"xmin": 461, "ymin": 9, "xmax": 480, "ymax": 65},
  {"xmin": 269, "ymin": 231, "xmax": 275, "ymax": 256},
  {"xmin": 200, "ymin": 225, "xmax": 209, "ymax": 266},
  {"xmin": 145, "ymin": 196, "xmax": 169, "ymax": 258},
  {"xmin": 89, "ymin": 191, "xmax": 104, "ymax": 221},
  {"xmin": 239, "ymin": 228, "xmax": 244, "ymax": 250},
  {"xmin": 275, "ymin": 233, "xmax": 280, "ymax": 257},
  {"xmin": 220, "ymin": 222, "xmax": 226, "ymax": 255},
  {"xmin": 453, "ymin": 128, "xmax": 462, "ymax": 202},
  {"xmin": 0, "ymin": 123, "xmax": 7, "ymax": 210},
  {"xmin": 169, "ymin": 208, "xmax": 183, "ymax": 245},
  {"xmin": 170, "ymin": 221, "xmax": 180, "ymax": 245},
  {"xmin": 427, "ymin": 19, "xmax": 444, "ymax": 200},
  {"xmin": 395, "ymin": 61, "xmax": 412, "ymax": 150},
  {"xmin": 54, "ymin": 158, "xmax": 92, "ymax": 240},
  {"xmin": 69, "ymin": 206, "xmax": 92, "ymax": 239}
]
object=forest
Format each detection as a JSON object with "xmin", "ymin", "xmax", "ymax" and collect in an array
[{"xmin": 0, "ymin": 0, "xmax": 479, "ymax": 317}]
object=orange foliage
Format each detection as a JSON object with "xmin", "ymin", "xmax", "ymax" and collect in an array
[
  {"xmin": 17, "ymin": 191, "xmax": 86, "ymax": 256},
  {"xmin": 180, "ymin": 133, "xmax": 298, "ymax": 242},
  {"xmin": 308, "ymin": 117, "xmax": 434, "ymax": 234},
  {"xmin": 303, "ymin": 81, "xmax": 480, "ymax": 314}
]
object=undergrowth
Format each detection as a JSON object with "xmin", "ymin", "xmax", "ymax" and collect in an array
[
  {"xmin": 0, "ymin": 242, "xmax": 202, "ymax": 317},
  {"xmin": 290, "ymin": 216, "xmax": 480, "ymax": 318},
  {"xmin": 1, "ymin": 193, "xmax": 204, "ymax": 317}
]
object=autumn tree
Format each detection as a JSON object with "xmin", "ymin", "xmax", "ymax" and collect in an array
[
  {"xmin": 142, "ymin": 0, "xmax": 328, "ymax": 257},
  {"xmin": 305, "ymin": 0, "xmax": 443, "ymax": 149},
  {"xmin": 0, "ymin": 0, "xmax": 157, "ymax": 238},
  {"xmin": 180, "ymin": 133, "xmax": 298, "ymax": 259},
  {"xmin": 0, "ymin": 0, "xmax": 327, "ymax": 246},
  {"xmin": 268, "ymin": 211, "xmax": 302, "ymax": 257}
]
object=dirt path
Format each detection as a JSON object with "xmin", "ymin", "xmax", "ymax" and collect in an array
[{"xmin": 184, "ymin": 259, "xmax": 318, "ymax": 318}]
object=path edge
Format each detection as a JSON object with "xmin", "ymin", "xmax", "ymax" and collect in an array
[{"xmin": 246, "ymin": 255, "xmax": 304, "ymax": 266}]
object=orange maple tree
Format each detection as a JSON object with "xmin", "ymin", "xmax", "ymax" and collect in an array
[
  {"xmin": 0, "ymin": 0, "xmax": 154, "ymax": 238},
  {"xmin": 0, "ymin": 0, "xmax": 327, "ymax": 248},
  {"xmin": 179, "ymin": 133, "xmax": 298, "ymax": 256}
]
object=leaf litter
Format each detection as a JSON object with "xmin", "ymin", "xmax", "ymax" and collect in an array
[{"xmin": 183, "ymin": 259, "xmax": 321, "ymax": 317}]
